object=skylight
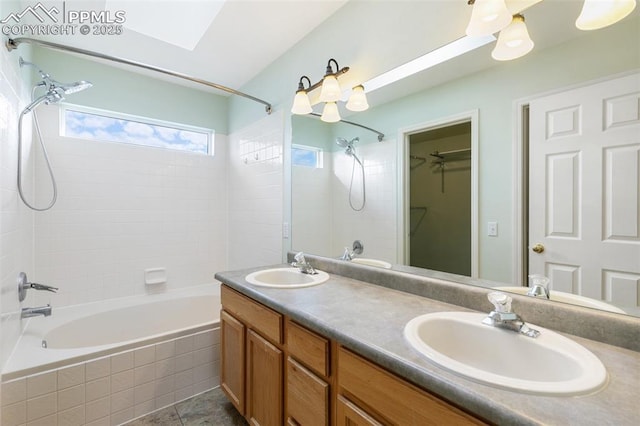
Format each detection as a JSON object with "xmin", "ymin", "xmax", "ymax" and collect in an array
[{"xmin": 105, "ymin": 0, "xmax": 226, "ymax": 51}]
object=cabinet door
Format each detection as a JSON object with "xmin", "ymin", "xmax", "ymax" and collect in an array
[
  {"xmin": 221, "ymin": 310, "xmax": 245, "ymax": 415},
  {"xmin": 336, "ymin": 395, "xmax": 383, "ymax": 426},
  {"xmin": 287, "ymin": 357, "xmax": 329, "ymax": 426},
  {"xmin": 247, "ymin": 329, "xmax": 283, "ymax": 426}
]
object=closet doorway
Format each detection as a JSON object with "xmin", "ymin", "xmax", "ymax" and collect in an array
[{"xmin": 399, "ymin": 111, "xmax": 478, "ymax": 277}]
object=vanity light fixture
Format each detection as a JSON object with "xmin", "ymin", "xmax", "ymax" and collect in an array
[
  {"xmin": 291, "ymin": 58, "xmax": 369, "ymax": 123},
  {"xmin": 465, "ymin": 0, "xmax": 512, "ymax": 37},
  {"xmin": 491, "ymin": 14, "xmax": 534, "ymax": 61},
  {"xmin": 576, "ymin": 0, "xmax": 637, "ymax": 30}
]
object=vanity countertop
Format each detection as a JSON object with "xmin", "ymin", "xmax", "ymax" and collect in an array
[{"xmin": 215, "ymin": 265, "xmax": 640, "ymax": 426}]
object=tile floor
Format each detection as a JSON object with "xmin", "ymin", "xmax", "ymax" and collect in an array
[{"xmin": 125, "ymin": 387, "xmax": 247, "ymax": 425}]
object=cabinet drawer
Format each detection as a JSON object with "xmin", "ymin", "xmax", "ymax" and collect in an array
[
  {"xmin": 287, "ymin": 357, "xmax": 329, "ymax": 426},
  {"xmin": 338, "ymin": 347, "xmax": 486, "ymax": 425},
  {"xmin": 336, "ymin": 395, "xmax": 383, "ymax": 426},
  {"xmin": 221, "ymin": 285, "xmax": 282, "ymax": 344},
  {"xmin": 287, "ymin": 321, "xmax": 330, "ymax": 377}
]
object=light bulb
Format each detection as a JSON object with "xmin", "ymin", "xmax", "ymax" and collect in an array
[
  {"xmin": 491, "ymin": 14, "xmax": 534, "ymax": 61},
  {"xmin": 346, "ymin": 85, "xmax": 369, "ymax": 112},
  {"xmin": 321, "ymin": 102, "xmax": 341, "ymax": 123},
  {"xmin": 291, "ymin": 90, "xmax": 312, "ymax": 115},
  {"xmin": 319, "ymin": 74, "xmax": 341, "ymax": 102},
  {"xmin": 576, "ymin": 0, "xmax": 636, "ymax": 30},
  {"xmin": 466, "ymin": 0, "xmax": 512, "ymax": 37}
]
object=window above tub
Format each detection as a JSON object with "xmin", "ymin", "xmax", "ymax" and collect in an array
[
  {"xmin": 292, "ymin": 144, "xmax": 323, "ymax": 168},
  {"xmin": 61, "ymin": 105, "xmax": 214, "ymax": 155}
]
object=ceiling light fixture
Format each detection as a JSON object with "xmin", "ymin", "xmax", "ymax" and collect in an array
[
  {"xmin": 491, "ymin": 14, "xmax": 535, "ymax": 61},
  {"xmin": 291, "ymin": 58, "xmax": 369, "ymax": 123},
  {"xmin": 576, "ymin": 0, "xmax": 637, "ymax": 30},
  {"xmin": 465, "ymin": 0, "xmax": 512, "ymax": 37}
]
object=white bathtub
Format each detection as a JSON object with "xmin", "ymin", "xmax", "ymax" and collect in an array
[{"xmin": 2, "ymin": 283, "xmax": 221, "ymax": 379}]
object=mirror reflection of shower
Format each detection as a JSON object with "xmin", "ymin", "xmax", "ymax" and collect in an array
[
  {"xmin": 336, "ymin": 137, "xmax": 366, "ymax": 211},
  {"xmin": 17, "ymin": 57, "xmax": 92, "ymax": 211}
]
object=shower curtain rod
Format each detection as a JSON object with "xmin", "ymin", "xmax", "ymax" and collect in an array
[
  {"xmin": 6, "ymin": 37, "xmax": 273, "ymax": 114},
  {"xmin": 309, "ymin": 112, "xmax": 384, "ymax": 141}
]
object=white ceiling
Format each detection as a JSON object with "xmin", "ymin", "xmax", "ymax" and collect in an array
[{"xmin": 12, "ymin": 0, "xmax": 639, "ymax": 106}]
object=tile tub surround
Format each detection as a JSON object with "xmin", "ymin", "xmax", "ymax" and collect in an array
[
  {"xmin": 1, "ymin": 328, "xmax": 220, "ymax": 426},
  {"xmin": 215, "ymin": 266, "xmax": 640, "ymax": 425}
]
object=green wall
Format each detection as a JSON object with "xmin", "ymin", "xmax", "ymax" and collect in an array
[{"xmin": 31, "ymin": 47, "xmax": 229, "ymax": 133}]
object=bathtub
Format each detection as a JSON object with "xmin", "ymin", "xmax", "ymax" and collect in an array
[{"xmin": 1, "ymin": 283, "xmax": 221, "ymax": 425}]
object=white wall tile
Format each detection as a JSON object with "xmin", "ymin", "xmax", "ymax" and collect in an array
[
  {"xmin": 110, "ymin": 352, "xmax": 133, "ymax": 374},
  {"xmin": 86, "ymin": 358, "xmax": 111, "ymax": 382},
  {"xmin": 175, "ymin": 353, "xmax": 194, "ymax": 373},
  {"xmin": 133, "ymin": 382, "xmax": 155, "ymax": 405},
  {"xmin": 155, "ymin": 340, "xmax": 175, "ymax": 360},
  {"xmin": 85, "ymin": 377, "xmax": 110, "ymax": 403},
  {"xmin": 85, "ymin": 396, "xmax": 110, "ymax": 422},
  {"xmin": 133, "ymin": 364, "xmax": 155, "ymax": 386},
  {"xmin": 134, "ymin": 346, "xmax": 155, "ymax": 367},
  {"xmin": 110, "ymin": 370, "xmax": 133, "ymax": 394},
  {"xmin": 27, "ymin": 413, "xmax": 57, "ymax": 426},
  {"xmin": 27, "ymin": 392, "xmax": 57, "ymax": 422},
  {"xmin": 110, "ymin": 388, "xmax": 133, "ymax": 413},
  {"xmin": 57, "ymin": 365, "xmax": 85, "ymax": 390},
  {"xmin": 2, "ymin": 378, "xmax": 26, "ymax": 406},
  {"xmin": 57, "ymin": 404, "xmax": 84, "ymax": 426},
  {"xmin": 109, "ymin": 407, "xmax": 134, "ymax": 426},
  {"xmin": 2, "ymin": 400, "xmax": 27, "ymax": 426},
  {"xmin": 85, "ymin": 416, "xmax": 110, "ymax": 426},
  {"xmin": 155, "ymin": 358, "xmax": 175, "ymax": 379},
  {"xmin": 57, "ymin": 384, "xmax": 84, "ymax": 411},
  {"xmin": 27, "ymin": 371, "xmax": 57, "ymax": 398}
]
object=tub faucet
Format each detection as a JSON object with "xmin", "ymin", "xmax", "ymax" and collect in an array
[
  {"xmin": 340, "ymin": 240, "xmax": 364, "ymax": 261},
  {"xmin": 482, "ymin": 292, "xmax": 540, "ymax": 338},
  {"xmin": 291, "ymin": 252, "xmax": 317, "ymax": 275},
  {"xmin": 21, "ymin": 304, "xmax": 52, "ymax": 318}
]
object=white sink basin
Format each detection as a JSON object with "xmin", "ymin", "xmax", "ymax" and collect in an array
[
  {"xmin": 351, "ymin": 258, "xmax": 392, "ymax": 269},
  {"xmin": 496, "ymin": 286, "xmax": 626, "ymax": 314},
  {"xmin": 245, "ymin": 267, "xmax": 329, "ymax": 288},
  {"xmin": 404, "ymin": 311, "xmax": 607, "ymax": 395}
]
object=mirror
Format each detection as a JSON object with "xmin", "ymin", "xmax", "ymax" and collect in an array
[{"xmin": 291, "ymin": 3, "xmax": 639, "ymax": 317}]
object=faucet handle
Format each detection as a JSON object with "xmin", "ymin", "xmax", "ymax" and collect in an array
[
  {"xmin": 487, "ymin": 292, "xmax": 512, "ymax": 313},
  {"xmin": 293, "ymin": 252, "xmax": 306, "ymax": 264},
  {"xmin": 29, "ymin": 282, "xmax": 58, "ymax": 293}
]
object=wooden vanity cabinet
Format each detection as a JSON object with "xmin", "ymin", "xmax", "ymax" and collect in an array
[
  {"xmin": 286, "ymin": 321, "xmax": 331, "ymax": 426},
  {"xmin": 221, "ymin": 285, "xmax": 283, "ymax": 425},
  {"xmin": 220, "ymin": 284, "xmax": 486, "ymax": 426},
  {"xmin": 337, "ymin": 347, "xmax": 487, "ymax": 425}
]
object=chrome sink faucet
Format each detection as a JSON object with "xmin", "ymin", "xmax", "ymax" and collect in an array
[
  {"xmin": 482, "ymin": 292, "xmax": 540, "ymax": 338},
  {"xmin": 21, "ymin": 304, "xmax": 52, "ymax": 318},
  {"xmin": 527, "ymin": 274, "xmax": 550, "ymax": 299},
  {"xmin": 291, "ymin": 252, "xmax": 317, "ymax": 275}
]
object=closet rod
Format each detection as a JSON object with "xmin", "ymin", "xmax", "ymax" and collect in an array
[
  {"xmin": 431, "ymin": 148, "xmax": 471, "ymax": 157},
  {"xmin": 6, "ymin": 37, "xmax": 273, "ymax": 114},
  {"xmin": 309, "ymin": 112, "xmax": 384, "ymax": 141}
]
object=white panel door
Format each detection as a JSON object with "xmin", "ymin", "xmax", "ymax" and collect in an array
[{"xmin": 529, "ymin": 73, "xmax": 640, "ymax": 310}]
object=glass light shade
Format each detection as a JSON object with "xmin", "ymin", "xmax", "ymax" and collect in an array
[
  {"xmin": 291, "ymin": 90, "xmax": 312, "ymax": 115},
  {"xmin": 320, "ymin": 102, "xmax": 341, "ymax": 123},
  {"xmin": 465, "ymin": 0, "xmax": 512, "ymax": 37},
  {"xmin": 319, "ymin": 74, "xmax": 341, "ymax": 102},
  {"xmin": 346, "ymin": 85, "xmax": 369, "ymax": 112},
  {"xmin": 491, "ymin": 15, "xmax": 534, "ymax": 61},
  {"xmin": 576, "ymin": 0, "xmax": 636, "ymax": 30}
]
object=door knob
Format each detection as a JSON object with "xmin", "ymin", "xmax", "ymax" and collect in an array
[{"xmin": 532, "ymin": 243, "xmax": 545, "ymax": 254}]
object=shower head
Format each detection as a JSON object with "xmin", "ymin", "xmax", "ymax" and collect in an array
[
  {"xmin": 51, "ymin": 79, "xmax": 93, "ymax": 94},
  {"xmin": 336, "ymin": 137, "xmax": 359, "ymax": 148},
  {"xmin": 19, "ymin": 56, "xmax": 92, "ymax": 105}
]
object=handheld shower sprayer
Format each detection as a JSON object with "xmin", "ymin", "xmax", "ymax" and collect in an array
[
  {"xmin": 17, "ymin": 57, "xmax": 93, "ymax": 211},
  {"xmin": 335, "ymin": 136, "xmax": 366, "ymax": 211}
]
